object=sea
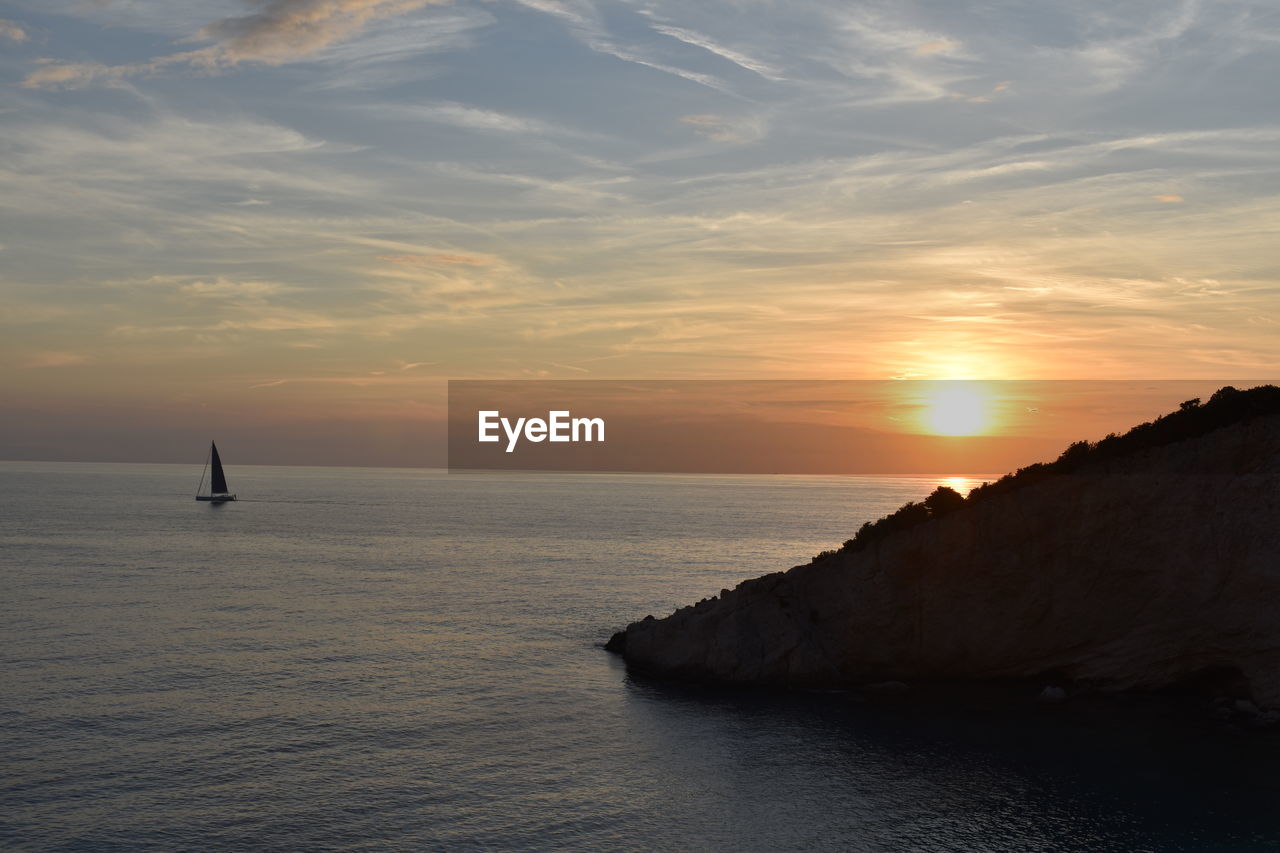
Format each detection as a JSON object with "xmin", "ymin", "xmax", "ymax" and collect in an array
[{"xmin": 3, "ymin": 461, "xmax": 1280, "ymax": 852}]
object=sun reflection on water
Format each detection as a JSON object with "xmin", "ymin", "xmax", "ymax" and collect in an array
[{"xmin": 938, "ymin": 475, "xmax": 983, "ymax": 495}]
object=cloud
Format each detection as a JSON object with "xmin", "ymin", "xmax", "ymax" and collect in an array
[
  {"xmin": 0, "ymin": 18, "xmax": 28, "ymax": 42},
  {"xmin": 1153, "ymin": 194, "xmax": 1185, "ymax": 203},
  {"xmin": 587, "ymin": 42, "xmax": 730, "ymax": 92},
  {"xmin": 1040, "ymin": 0, "xmax": 1201, "ymax": 94},
  {"xmin": 248, "ymin": 373, "xmax": 427, "ymax": 388},
  {"xmin": 648, "ymin": 23, "xmax": 782, "ymax": 80},
  {"xmin": 915, "ymin": 39, "xmax": 958, "ymax": 56},
  {"xmin": 22, "ymin": 351, "xmax": 88, "ymax": 368},
  {"xmin": 546, "ymin": 360, "xmax": 589, "ymax": 373},
  {"xmin": 509, "ymin": 0, "xmax": 733, "ymax": 93},
  {"xmin": 22, "ymin": 61, "xmax": 128, "ymax": 90},
  {"xmin": 178, "ymin": 277, "xmax": 294, "ymax": 298},
  {"xmin": 380, "ymin": 101, "xmax": 558, "ymax": 135},
  {"xmin": 302, "ymin": 8, "xmax": 490, "ymax": 90},
  {"xmin": 817, "ymin": 7, "xmax": 974, "ymax": 103},
  {"xmin": 23, "ymin": 0, "xmax": 453, "ymax": 89},
  {"xmin": 7, "ymin": 0, "xmax": 1280, "ymax": 396},
  {"xmin": 679, "ymin": 113, "xmax": 761, "ymax": 143},
  {"xmin": 194, "ymin": 0, "xmax": 450, "ymax": 65},
  {"xmin": 380, "ymin": 252, "xmax": 496, "ymax": 266},
  {"xmin": 680, "ymin": 113, "xmax": 735, "ymax": 141},
  {"xmin": 0, "ymin": 111, "xmax": 369, "ymax": 228},
  {"xmin": 93, "ymin": 276, "xmax": 330, "ymax": 340}
]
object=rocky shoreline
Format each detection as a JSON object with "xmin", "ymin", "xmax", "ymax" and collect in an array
[{"xmin": 607, "ymin": 392, "xmax": 1280, "ymax": 709}]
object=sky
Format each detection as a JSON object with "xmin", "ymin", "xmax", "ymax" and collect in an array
[{"xmin": 1, "ymin": 0, "xmax": 1278, "ymax": 465}]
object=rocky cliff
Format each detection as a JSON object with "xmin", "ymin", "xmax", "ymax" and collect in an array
[{"xmin": 607, "ymin": 398, "xmax": 1280, "ymax": 707}]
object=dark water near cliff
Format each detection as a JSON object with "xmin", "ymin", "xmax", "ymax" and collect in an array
[{"xmin": 3, "ymin": 461, "xmax": 1280, "ymax": 851}]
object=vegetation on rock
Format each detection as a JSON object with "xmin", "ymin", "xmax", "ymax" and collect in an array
[{"xmin": 836, "ymin": 384, "xmax": 1280, "ymax": 557}]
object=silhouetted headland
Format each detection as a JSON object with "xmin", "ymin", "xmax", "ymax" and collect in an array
[{"xmin": 606, "ymin": 385, "xmax": 1280, "ymax": 712}]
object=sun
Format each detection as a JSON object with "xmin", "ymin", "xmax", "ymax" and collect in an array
[{"xmin": 922, "ymin": 382, "xmax": 991, "ymax": 436}]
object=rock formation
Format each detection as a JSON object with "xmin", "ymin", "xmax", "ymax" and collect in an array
[{"xmin": 606, "ymin": 388, "xmax": 1280, "ymax": 707}]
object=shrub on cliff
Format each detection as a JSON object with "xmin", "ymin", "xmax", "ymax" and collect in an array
[
  {"xmin": 923, "ymin": 485, "xmax": 966, "ymax": 517},
  {"xmin": 836, "ymin": 384, "xmax": 1280, "ymax": 556}
]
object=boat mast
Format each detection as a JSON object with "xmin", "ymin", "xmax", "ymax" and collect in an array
[{"xmin": 196, "ymin": 443, "xmax": 210, "ymax": 497}]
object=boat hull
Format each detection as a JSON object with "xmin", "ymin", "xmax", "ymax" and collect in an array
[{"xmin": 196, "ymin": 494, "xmax": 237, "ymax": 503}]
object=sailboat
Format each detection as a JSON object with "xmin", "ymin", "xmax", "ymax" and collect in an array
[{"xmin": 195, "ymin": 441, "xmax": 237, "ymax": 503}]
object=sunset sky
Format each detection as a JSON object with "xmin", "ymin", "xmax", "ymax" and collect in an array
[{"xmin": 2, "ymin": 0, "xmax": 1278, "ymax": 465}]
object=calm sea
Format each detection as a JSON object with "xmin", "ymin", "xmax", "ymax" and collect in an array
[{"xmin": 3, "ymin": 461, "xmax": 1280, "ymax": 851}]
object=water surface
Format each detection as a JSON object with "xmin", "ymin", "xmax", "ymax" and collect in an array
[{"xmin": 3, "ymin": 462, "xmax": 1278, "ymax": 851}]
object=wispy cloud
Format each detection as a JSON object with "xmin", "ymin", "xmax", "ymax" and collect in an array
[
  {"xmin": 3, "ymin": 0, "xmax": 1278, "ymax": 441},
  {"xmin": 249, "ymin": 374, "xmax": 392, "ymax": 387},
  {"xmin": 179, "ymin": 277, "xmax": 295, "ymax": 298},
  {"xmin": 679, "ymin": 113, "xmax": 760, "ymax": 143},
  {"xmin": 23, "ymin": 0, "xmax": 453, "ymax": 89},
  {"xmin": 1065, "ymin": 0, "xmax": 1201, "ymax": 92},
  {"xmin": 380, "ymin": 253, "xmax": 497, "ymax": 266},
  {"xmin": 372, "ymin": 101, "xmax": 562, "ymax": 135},
  {"xmin": 648, "ymin": 23, "xmax": 782, "ymax": 80},
  {"xmin": 509, "ymin": 0, "xmax": 734, "ymax": 93},
  {"xmin": 303, "ymin": 8, "xmax": 490, "ymax": 90}
]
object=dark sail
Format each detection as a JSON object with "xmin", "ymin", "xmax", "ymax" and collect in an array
[{"xmin": 210, "ymin": 441, "xmax": 229, "ymax": 494}]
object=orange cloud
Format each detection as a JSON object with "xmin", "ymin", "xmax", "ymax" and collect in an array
[
  {"xmin": 195, "ymin": 0, "xmax": 451, "ymax": 67},
  {"xmin": 915, "ymin": 39, "xmax": 958, "ymax": 55},
  {"xmin": 23, "ymin": 0, "xmax": 453, "ymax": 89},
  {"xmin": 1153, "ymin": 194, "xmax": 1184, "ymax": 203}
]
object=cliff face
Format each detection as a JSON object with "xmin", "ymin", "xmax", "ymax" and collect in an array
[{"xmin": 609, "ymin": 414, "xmax": 1280, "ymax": 707}]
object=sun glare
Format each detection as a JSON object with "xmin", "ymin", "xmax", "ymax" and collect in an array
[
  {"xmin": 940, "ymin": 476, "xmax": 979, "ymax": 494},
  {"xmin": 922, "ymin": 383, "xmax": 991, "ymax": 436}
]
